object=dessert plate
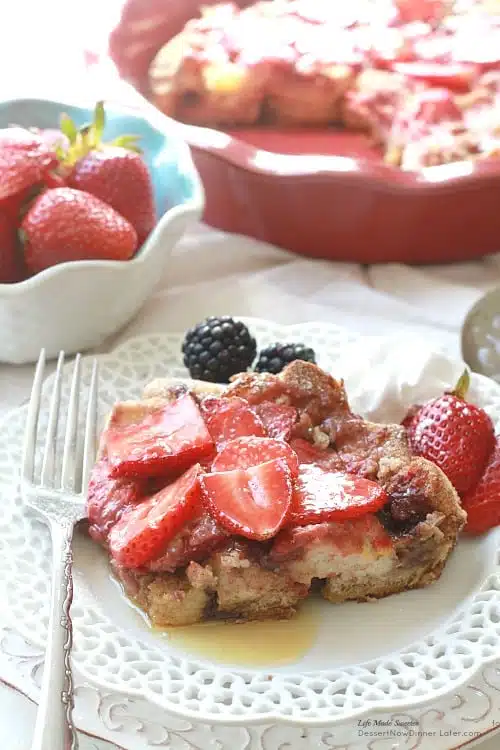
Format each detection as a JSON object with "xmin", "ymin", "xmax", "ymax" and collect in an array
[{"xmin": 1, "ymin": 320, "xmax": 500, "ymax": 750}]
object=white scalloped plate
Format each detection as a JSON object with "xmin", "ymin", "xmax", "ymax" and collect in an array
[{"xmin": 1, "ymin": 321, "xmax": 500, "ymax": 743}]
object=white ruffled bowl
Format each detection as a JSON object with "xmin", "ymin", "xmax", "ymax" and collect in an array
[{"xmin": 0, "ymin": 97, "xmax": 204, "ymax": 364}]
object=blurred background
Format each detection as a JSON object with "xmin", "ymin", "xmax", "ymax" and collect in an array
[{"xmin": 1, "ymin": 0, "xmax": 123, "ymax": 98}]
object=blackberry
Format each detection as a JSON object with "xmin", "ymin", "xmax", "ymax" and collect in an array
[
  {"xmin": 254, "ymin": 342, "xmax": 316, "ymax": 374},
  {"xmin": 182, "ymin": 316, "xmax": 257, "ymax": 383}
]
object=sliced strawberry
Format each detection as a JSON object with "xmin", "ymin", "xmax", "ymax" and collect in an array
[
  {"xmin": 86, "ymin": 457, "xmax": 145, "ymax": 544},
  {"xmin": 288, "ymin": 464, "xmax": 388, "ymax": 526},
  {"xmin": 253, "ymin": 401, "xmax": 297, "ymax": 441},
  {"xmin": 200, "ymin": 458, "xmax": 292, "ymax": 540},
  {"xmin": 289, "ymin": 438, "xmax": 345, "ymax": 472},
  {"xmin": 106, "ymin": 393, "xmax": 214, "ymax": 478},
  {"xmin": 109, "ymin": 463, "xmax": 202, "ymax": 567},
  {"xmin": 201, "ymin": 396, "xmax": 265, "ymax": 449},
  {"xmin": 391, "ymin": 62, "xmax": 477, "ymax": 93},
  {"xmin": 212, "ymin": 436, "xmax": 299, "ymax": 477}
]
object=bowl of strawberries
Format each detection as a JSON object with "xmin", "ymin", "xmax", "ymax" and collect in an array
[{"xmin": 0, "ymin": 97, "xmax": 204, "ymax": 364}]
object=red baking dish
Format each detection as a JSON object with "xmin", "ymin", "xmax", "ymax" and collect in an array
[{"xmin": 109, "ymin": 0, "xmax": 500, "ymax": 264}]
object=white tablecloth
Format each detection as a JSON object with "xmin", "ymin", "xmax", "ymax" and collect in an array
[{"xmin": 1, "ymin": 222, "xmax": 500, "ymax": 749}]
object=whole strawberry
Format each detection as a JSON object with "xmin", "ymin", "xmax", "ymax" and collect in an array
[
  {"xmin": 60, "ymin": 102, "xmax": 156, "ymax": 245},
  {"xmin": 406, "ymin": 370, "xmax": 495, "ymax": 495},
  {"xmin": 70, "ymin": 146, "xmax": 155, "ymax": 245},
  {"xmin": 21, "ymin": 187, "xmax": 138, "ymax": 274},
  {"xmin": 462, "ymin": 437, "xmax": 500, "ymax": 535},
  {"xmin": 0, "ymin": 127, "xmax": 58, "ymax": 205}
]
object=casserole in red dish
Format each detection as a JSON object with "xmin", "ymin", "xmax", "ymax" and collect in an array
[{"xmin": 109, "ymin": 0, "xmax": 500, "ymax": 264}]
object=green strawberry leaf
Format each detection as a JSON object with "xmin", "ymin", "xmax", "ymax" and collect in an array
[
  {"xmin": 54, "ymin": 144, "xmax": 67, "ymax": 162},
  {"xmin": 93, "ymin": 101, "xmax": 106, "ymax": 142},
  {"xmin": 78, "ymin": 125, "xmax": 94, "ymax": 151},
  {"xmin": 110, "ymin": 134, "xmax": 143, "ymax": 153},
  {"xmin": 59, "ymin": 113, "xmax": 78, "ymax": 145},
  {"xmin": 57, "ymin": 101, "xmax": 143, "ymax": 166},
  {"xmin": 452, "ymin": 369, "xmax": 470, "ymax": 400}
]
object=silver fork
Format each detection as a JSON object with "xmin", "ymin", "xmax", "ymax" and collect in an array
[{"xmin": 21, "ymin": 349, "xmax": 99, "ymax": 750}]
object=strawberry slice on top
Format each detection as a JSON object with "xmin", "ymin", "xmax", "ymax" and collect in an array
[
  {"xmin": 106, "ymin": 393, "xmax": 214, "ymax": 478},
  {"xmin": 200, "ymin": 395, "xmax": 265, "ymax": 449},
  {"xmin": 212, "ymin": 435, "xmax": 299, "ymax": 477},
  {"xmin": 253, "ymin": 401, "xmax": 298, "ymax": 441},
  {"xmin": 109, "ymin": 463, "xmax": 202, "ymax": 568},
  {"xmin": 288, "ymin": 464, "xmax": 388, "ymax": 526},
  {"xmin": 200, "ymin": 458, "xmax": 292, "ymax": 540},
  {"xmin": 87, "ymin": 457, "xmax": 145, "ymax": 544}
]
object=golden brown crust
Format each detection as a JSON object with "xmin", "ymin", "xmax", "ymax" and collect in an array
[
  {"xmin": 210, "ymin": 545, "xmax": 308, "ymax": 621},
  {"xmin": 135, "ymin": 571, "xmax": 213, "ymax": 627}
]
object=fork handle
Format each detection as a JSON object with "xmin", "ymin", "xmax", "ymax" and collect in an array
[{"xmin": 31, "ymin": 521, "xmax": 77, "ymax": 750}]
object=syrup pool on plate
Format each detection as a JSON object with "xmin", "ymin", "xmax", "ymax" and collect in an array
[
  {"xmin": 116, "ymin": 574, "xmax": 321, "ymax": 666},
  {"xmin": 162, "ymin": 600, "xmax": 321, "ymax": 666}
]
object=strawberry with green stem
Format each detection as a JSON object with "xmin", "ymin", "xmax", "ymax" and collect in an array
[
  {"xmin": 405, "ymin": 369, "xmax": 495, "ymax": 495},
  {"xmin": 59, "ymin": 102, "xmax": 156, "ymax": 245}
]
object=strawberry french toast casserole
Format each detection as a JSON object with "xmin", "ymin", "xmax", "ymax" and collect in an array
[
  {"xmin": 87, "ymin": 361, "xmax": 466, "ymax": 627},
  {"xmin": 148, "ymin": 0, "xmax": 500, "ymax": 170}
]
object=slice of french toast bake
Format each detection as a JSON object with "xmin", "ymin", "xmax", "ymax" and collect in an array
[{"xmin": 87, "ymin": 361, "xmax": 466, "ymax": 626}]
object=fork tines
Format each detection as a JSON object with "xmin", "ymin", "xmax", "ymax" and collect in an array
[{"xmin": 22, "ymin": 349, "xmax": 99, "ymax": 495}]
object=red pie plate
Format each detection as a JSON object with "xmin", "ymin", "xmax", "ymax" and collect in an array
[{"xmin": 108, "ymin": 0, "xmax": 500, "ymax": 264}]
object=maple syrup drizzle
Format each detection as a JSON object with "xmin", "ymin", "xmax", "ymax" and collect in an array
[
  {"xmin": 116, "ymin": 576, "xmax": 320, "ymax": 666},
  {"xmin": 163, "ymin": 601, "xmax": 320, "ymax": 666}
]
